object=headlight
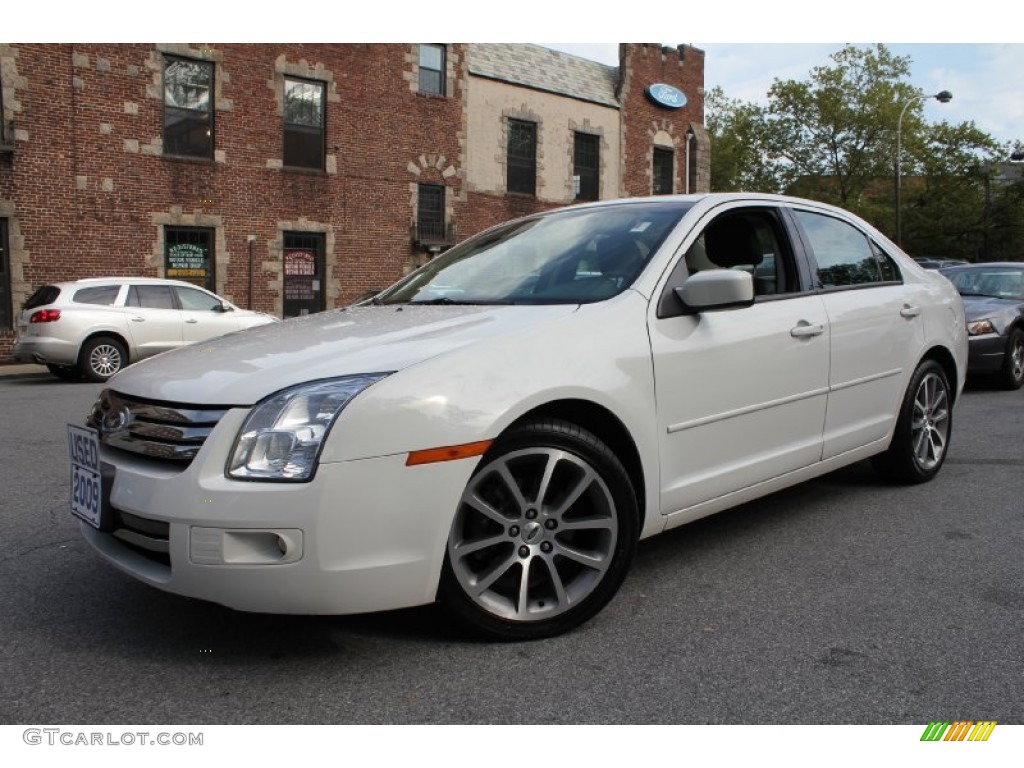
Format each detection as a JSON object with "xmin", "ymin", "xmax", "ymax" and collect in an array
[
  {"xmin": 967, "ymin": 319, "xmax": 996, "ymax": 336},
  {"xmin": 227, "ymin": 374, "xmax": 390, "ymax": 482}
]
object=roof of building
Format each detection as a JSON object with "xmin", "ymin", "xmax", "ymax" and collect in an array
[{"xmin": 467, "ymin": 44, "xmax": 620, "ymax": 108}]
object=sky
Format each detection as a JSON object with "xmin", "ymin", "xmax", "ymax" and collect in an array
[
  {"xmin": 8, "ymin": 1, "xmax": 1023, "ymax": 147},
  {"xmin": 546, "ymin": 43, "xmax": 1024, "ymax": 146}
]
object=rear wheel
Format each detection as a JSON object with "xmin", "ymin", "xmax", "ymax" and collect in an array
[
  {"xmin": 999, "ymin": 327, "xmax": 1024, "ymax": 390},
  {"xmin": 439, "ymin": 418, "xmax": 638, "ymax": 641},
  {"xmin": 872, "ymin": 359, "xmax": 952, "ymax": 483},
  {"xmin": 78, "ymin": 337, "xmax": 126, "ymax": 382}
]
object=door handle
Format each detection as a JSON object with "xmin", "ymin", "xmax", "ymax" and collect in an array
[
  {"xmin": 790, "ymin": 321, "xmax": 825, "ymax": 338},
  {"xmin": 900, "ymin": 304, "xmax": 921, "ymax": 319},
  {"xmin": 185, "ymin": 319, "xmax": 198, "ymax": 324},
  {"xmin": 130, "ymin": 316, "xmax": 145, "ymax": 322}
]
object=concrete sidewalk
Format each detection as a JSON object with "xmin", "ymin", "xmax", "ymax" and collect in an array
[{"xmin": 0, "ymin": 363, "xmax": 50, "ymax": 379}]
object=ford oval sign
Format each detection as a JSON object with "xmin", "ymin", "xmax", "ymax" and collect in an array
[{"xmin": 646, "ymin": 83, "xmax": 687, "ymax": 110}]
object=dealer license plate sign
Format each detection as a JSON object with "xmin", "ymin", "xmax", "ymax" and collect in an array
[{"xmin": 68, "ymin": 424, "xmax": 102, "ymax": 528}]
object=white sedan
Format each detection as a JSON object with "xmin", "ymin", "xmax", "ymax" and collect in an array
[{"xmin": 71, "ymin": 194, "xmax": 967, "ymax": 640}]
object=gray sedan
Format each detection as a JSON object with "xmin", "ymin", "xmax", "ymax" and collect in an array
[{"xmin": 940, "ymin": 262, "xmax": 1024, "ymax": 389}]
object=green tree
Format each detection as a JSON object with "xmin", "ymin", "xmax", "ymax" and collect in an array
[{"xmin": 706, "ymin": 43, "xmax": 1019, "ymax": 258}]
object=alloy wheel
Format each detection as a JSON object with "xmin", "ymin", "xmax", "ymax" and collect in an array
[{"xmin": 911, "ymin": 371, "xmax": 950, "ymax": 471}]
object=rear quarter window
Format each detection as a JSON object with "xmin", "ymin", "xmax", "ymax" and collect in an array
[
  {"xmin": 24, "ymin": 285, "xmax": 61, "ymax": 309},
  {"xmin": 73, "ymin": 285, "xmax": 121, "ymax": 305}
]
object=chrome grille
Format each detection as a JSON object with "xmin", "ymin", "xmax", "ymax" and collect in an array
[{"xmin": 88, "ymin": 389, "xmax": 228, "ymax": 464}]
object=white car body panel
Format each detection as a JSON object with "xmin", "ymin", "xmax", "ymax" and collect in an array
[{"xmin": 73, "ymin": 194, "xmax": 968, "ymax": 619}]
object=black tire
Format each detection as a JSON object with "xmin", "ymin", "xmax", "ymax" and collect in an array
[
  {"xmin": 998, "ymin": 327, "xmax": 1024, "ymax": 390},
  {"xmin": 872, "ymin": 359, "xmax": 952, "ymax": 484},
  {"xmin": 78, "ymin": 336, "xmax": 127, "ymax": 382},
  {"xmin": 438, "ymin": 418, "xmax": 638, "ymax": 641},
  {"xmin": 46, "ymin": 363, "xmax": 82, "ymax": 381}
]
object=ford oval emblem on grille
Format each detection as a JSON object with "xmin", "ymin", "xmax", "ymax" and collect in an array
[{"xmin": 103, "ymin": 405, "xmax": 131, "ymax": 433}]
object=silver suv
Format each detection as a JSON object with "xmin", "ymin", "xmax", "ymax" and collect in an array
[{"xmin": 12, "ymin": 278, "xmax": 277, "ymax": 382}]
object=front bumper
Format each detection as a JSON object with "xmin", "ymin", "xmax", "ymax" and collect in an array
[
  {"xmin": 966, "ymin": 333, "xmax": 1006, "ymax": 374},
  {"xmin": 80, "ymin": 408, "xmax": 477, "ymax": 615}
]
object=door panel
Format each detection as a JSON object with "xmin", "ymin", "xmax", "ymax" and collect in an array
[
  {"xmin": 652, "ymin": 294, "xmax": 830, "ymax": 513},
  {"xmin": 123, "ymin": 285, "xmax": 183, "ymax": 358}
]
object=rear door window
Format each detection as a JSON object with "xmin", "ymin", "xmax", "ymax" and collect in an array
[{"xmin": 127, "ymin": 285, "xmax": 177, "ymax": 309}]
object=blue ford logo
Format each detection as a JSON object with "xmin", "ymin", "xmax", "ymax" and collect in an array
[{"xmin": 646, "ymin": 83, "xmax": 687, "ymax": 110}]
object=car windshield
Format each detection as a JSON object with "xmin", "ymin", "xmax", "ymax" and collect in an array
[
  {"xmin": 376, "ymin": 202, "xmax": 691, "ymax": 305},
  {"xmin": 942, "ymin": 267, "xmax": 1024, "ymax": 301}
]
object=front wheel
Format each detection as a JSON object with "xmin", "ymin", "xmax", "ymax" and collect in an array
[
  {"xmin": 872, "ymin": 359, "xmax": 952, "ymax": 484},
  {"xmin": 439, "ymin": 418, "xmax": 638, "ymax": 641}
]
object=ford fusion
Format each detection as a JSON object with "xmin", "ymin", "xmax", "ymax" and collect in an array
[{"xmin": 71, "ymin": 194, "xmax": 968, "ymax": 640}]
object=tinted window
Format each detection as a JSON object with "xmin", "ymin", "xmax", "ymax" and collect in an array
[
  {"xmin": 175, "ymin": 286, "xmax": 222, "ymax": 311},
  {"xmin": 283, "ymin": 78, "xmax": 325, "ymax": 169},
  {"xmin": 794, "ymin": 210, "xmax": 882, "ymax": 288},
  {"xmin": 872, "ymin": 242, "xmax": 902, "ymax": 283},
  {"xmin": 128, "ymin": 285, "xmax": 177, "ymax": 309},
  {"xmin": 73, "ymin": 285, "xmax": 121, "ymax": 305},
  {"xmin": 24, "ymin": 285, "xmax": 61, "ymax": 309},
  {"xmin": 685, "ymin": 210, "xmax": 795, "ymax": 296},
  {"xmin": 943, "ymin": 268, "xmax": 1024, "ymax": 301},
  {"xmin": 163, "ymin": 57, "xmax": 213, "ymax": 159},
  {"xmin": 507, "ymin": 120, "xmax": 536, "ymax": 195}
]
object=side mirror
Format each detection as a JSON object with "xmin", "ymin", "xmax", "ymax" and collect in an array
[
  {"xmin": 213, "ymin": 302, "xmax": 234, "ymax": 313},
  {"xmin": 674, "ymin": 270, "xmax": 754, "ymax": 313}
]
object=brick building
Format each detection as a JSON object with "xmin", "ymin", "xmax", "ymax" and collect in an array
[{"xmin": 0, "ymin": 42, "xmax": 707, "ymax": 359}]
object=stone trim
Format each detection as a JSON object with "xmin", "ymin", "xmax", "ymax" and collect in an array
[
  {"xmin": 566, "ymin": 118, "xmax": 607, "ymax": 201},
  {"xmin": 405, "ymin": 44, "xmax": 459, "ymax": 98},
  {"xmin": 150, "ymin": 210, "xmax": 229, "ymax": 300},
  {"xmin": 265, "ymin": 56, "xmax": 341, "ymax": 175},
  {"xmin": 499, "ymin": 105, "xmax": 543, "ymax": 197},
  {"xmin": 269, "ymin": 219, "xmax": 338, "ymax": 317},
  {"xmin": 138, "ymin": 47, "xmax": 231, "ymax": 161},
  {"xmin": 0, "ymin": 201, "xmax": 31, "ymax": 320},
  {"xmin": 1, "ymin": 45, "xmax": 26, "ymax": 143}
]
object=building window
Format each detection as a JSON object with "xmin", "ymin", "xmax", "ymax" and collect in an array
[
  {"xmin": 419, "ymin": 45, "xmax": 446, "ymax": 95},
  {"xmin": 0, "ymin": 219, "xmax": 10, "ymax": 329},
  {"xmin": 165, "ymin": 227, "xmax": 214, "ymax": 291},
  {"xmin": 417, "ymin": 184, "xmax": 446, "ymax": 242},
  {"xmin": 508, "ymin": 119, "xmax": 537, "ymax": 196},
  {"xmin": 283, "ymin": 232, "xmax": 325, "ymax": 318},
  {"xmin": 283, "ymin": 78, "xmax": 325, "ymax": 170},
  {"xmin": 163, "ymin": 56, "xmax": 213, "ymax": 159},
  {"xmin": 574, "ymin": 132, "xmax": 600, "ymax": 201},
  {"xmin": 653, "ymin": 147, "xmax": 674, "ymax": 195}
]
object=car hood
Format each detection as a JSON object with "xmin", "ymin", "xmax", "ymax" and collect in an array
[
  {"xmin": 959, "ymin": 295, "xmax": 1024, "ymax": 321},
  {"xmin": 109, "ymin": 304, "xmax": 579, "ymax": 404}
]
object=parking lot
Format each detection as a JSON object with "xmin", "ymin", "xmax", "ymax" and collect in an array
[{"xmin": 0, "ymin": 370, "xmax": 1021, "ymax": 725}]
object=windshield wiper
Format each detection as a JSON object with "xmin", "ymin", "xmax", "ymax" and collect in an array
[{"xmin": 407, "ymin": 297, "xmax": 514, "ymax": 306}]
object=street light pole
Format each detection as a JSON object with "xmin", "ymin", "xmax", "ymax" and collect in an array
[{"xmin": 895, "ymin": 89, "xmax": 952, "ymax": 249}]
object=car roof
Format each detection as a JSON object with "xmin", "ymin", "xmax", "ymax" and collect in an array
[{"xmin": 46, "ymin": 277, "xmax": 216, "ymax": 290}]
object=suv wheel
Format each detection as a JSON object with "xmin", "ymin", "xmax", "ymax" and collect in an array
[{"xmin": 79, "ymin": 337, "xmax": 127, "ymax": 382}]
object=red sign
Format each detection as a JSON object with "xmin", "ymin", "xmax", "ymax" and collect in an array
[{"xmin": 284, "ymin": 250, "xmax": 316, "ymax": 276}]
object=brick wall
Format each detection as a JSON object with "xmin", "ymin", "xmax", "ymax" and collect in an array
[
  {"xmin": 618, "ymin": 43, "xmax": 707, "ymax": 198},
  {"xmin": 0, "ymin": 43, "xmax": 469, "ymax": 357},
  {"xmin": 1, "ymin": 43, "xmax": 708, "ymax": 361}
]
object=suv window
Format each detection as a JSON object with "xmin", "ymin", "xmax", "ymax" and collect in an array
[
  {"xmin": 794, "ymin": 210, "xmax": 885, "ymax": 288},
  {"xmin": 127, "ymin": 285, "xmax": 177, "ymax": 310},
  {"xmin": 73, "ymin": 285, "xmax": 121, "ymax": 306},
  {"xmin": 24, "ymin": 285, "xmax": 61, "ymax": 310},
  {"xmin": 175, "ymin": 286, "xmax": 222, "ymax": 311}
]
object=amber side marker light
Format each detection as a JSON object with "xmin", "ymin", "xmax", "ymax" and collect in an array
[{"xmin": 406, "ymin": 440, "xmax": 493, "ymax": 466}]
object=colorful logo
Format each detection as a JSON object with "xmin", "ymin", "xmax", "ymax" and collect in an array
[{"xmin": 921, "ymin": 721, "xmax": 997, "ymax": 741}]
